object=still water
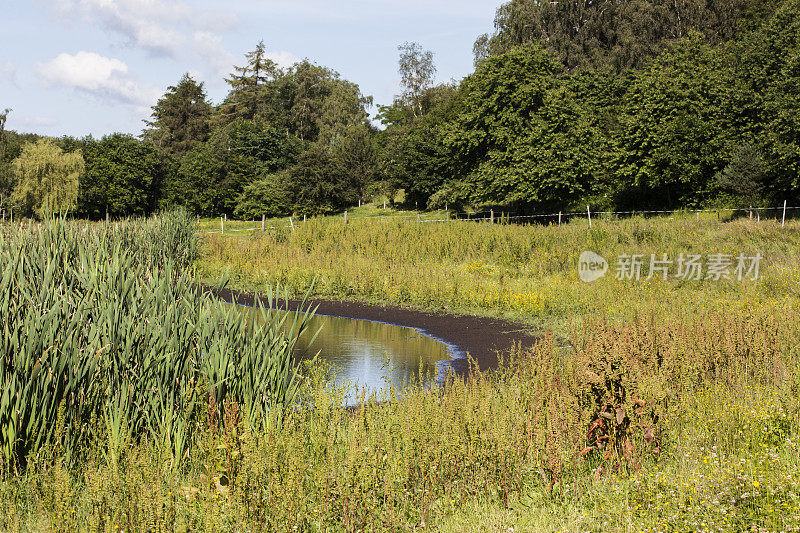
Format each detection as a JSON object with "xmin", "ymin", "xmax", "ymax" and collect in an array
[{"xmin": 236, "ymin": 306, "xmax": 456, "ymax": 400}]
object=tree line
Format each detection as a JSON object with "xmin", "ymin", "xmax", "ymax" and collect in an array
[{"xmin": 2, "ymin": 0, "xmax": 800, "ymax": 220}]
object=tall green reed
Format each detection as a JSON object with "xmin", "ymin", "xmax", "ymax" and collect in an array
[{"xmin": 0, "ymin": 210, "xmax": 312, "ymax": 469}]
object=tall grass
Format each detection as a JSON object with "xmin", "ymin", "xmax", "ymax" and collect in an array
[
  {"xmin": 1, "ymin": 214, "xmax": 799, "ymax": 530},
  {"xmin": 1, "ymin": 306, "xmax": 798, "ymax": 530},
  {"xmin": 199, "ymin": 215, "xmax": 800, "ymax": 334},
  {"xmin": 0, "ymin": 211, "xmax": 313, "ymax": 469}
]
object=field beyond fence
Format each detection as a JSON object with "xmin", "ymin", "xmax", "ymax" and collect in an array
[{"xmin": 199, "ymin": 203, "xmax": 800, "ymax": 235}]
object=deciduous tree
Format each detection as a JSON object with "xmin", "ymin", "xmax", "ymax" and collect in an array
[
  {"xmin": 77, "ymin": 134, "xmax": 169, "ymax": 219},
  {"xmin": 475, "ymin": 0, "xmax": 782, "ymax": 72},
  {"xmin": 12, "ymin": 139, "xmax": 84, "ymax": 217},
  {"xmin": 177, "ymin": 118, "xmax": 298, "ymax": 216},
  {"xmin": 0, "ymin": 108, "xmax": 11, "ymax": 209},
  {"xmin": 397, "ymin": 42, "xmax": 436, "ymax": 119}
]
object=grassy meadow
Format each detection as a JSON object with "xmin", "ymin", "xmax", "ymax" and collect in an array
[
  {"xmin": 1, "ymin": 210, "xmax": 799, "ymax": 531},
  {"xmin": 199, "ymin": 211, "xmax": 800, "ymax": 335}
]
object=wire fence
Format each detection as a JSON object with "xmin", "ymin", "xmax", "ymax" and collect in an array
[{"xmin": 201, "ymin": 203, "xmax": 800, "ymax": 235}]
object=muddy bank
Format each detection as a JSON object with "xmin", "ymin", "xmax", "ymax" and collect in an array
[{"xmin": 206, "ymin": 286, "xmax": 539, "ymax": 373}]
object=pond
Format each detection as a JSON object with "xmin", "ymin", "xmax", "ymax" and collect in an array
[{"xmin": 235, "ymin": 305, "xmax": 458, "ymax": 402}]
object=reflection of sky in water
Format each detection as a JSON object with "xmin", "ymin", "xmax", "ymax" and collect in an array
[{"xmin": 238, "ymin": 307, "xmax": 455, "ymax": 404}]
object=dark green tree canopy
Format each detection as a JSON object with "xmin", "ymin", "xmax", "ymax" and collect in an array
[
  {"xmin": 475, "ymin": 0, "xmax": 782, "ymax": 72},
  {"xmin": 175, "ymin": 118, "xmax": 299, "ymax": 216},
  {"xmin": 281, "ymin": 61, "xmax": 373, "ymax": 142},
  {"xmin": 0, "ymin": 108, "xmax": 9, "ymax": 144},
  {"xmin": 443, "ymin": 46, "xmax": 605, "ymax": 210},
  {"xmin": 77, "ymin": 134, "xmax": 170, "ymax": 219},
  {"xmin": 375, "ymin": 84, "xmax": 459, "ymax": 208},
  {"xmin": 144, "ymin": 74, "xmax": 213, "ymax": 156},
  {"xmin": 0, "ymin": 109, "xmax": 10, "ymax": 208},
  {"xmin": 234, "ymin": 170, "xmax": 293, "ymax": 220},
  {"xmin": 287, "ymin": 142, "xmax": 358, "ymax": 216},
  {"xmin": 715, "ymin": 143, "xmax": 766, "ymax": 206}
]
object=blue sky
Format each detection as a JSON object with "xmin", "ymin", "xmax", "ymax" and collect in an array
[{"xmin": 1, "ymin": 0, "xmax": 503, "ymax": 138}]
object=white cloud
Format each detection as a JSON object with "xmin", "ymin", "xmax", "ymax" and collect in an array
[
  {"xmin": 192, "ymin": 32, "xmax": 299, "ymax": 78},
  {"xmin": 34, "ymin": 51, "xmax": 159, "ymax": 106},
  {"xmin": 48, "ymin": 0, "xmax": 240, "ymax": 60},
  {"xmin": 267, "ymin": 51, "xmax": 301, "ymax": 70},
  {"xmin": 194, "ymin": 10, "xmax": 240, "ymax": 33},
  {"xmin": 44, "ymin": 0, "xmax": 250, "ymax": 80},
  {"xmin": 42, "ymin": 0, "xmax": 301, "ymax": 83},
  {"xmin": 77, "ymin": 0, "xmax": 189, "ymax": 57},
  {"xmin": 193, "ymin": 32, "xmax": 236, "ymax": 78}
]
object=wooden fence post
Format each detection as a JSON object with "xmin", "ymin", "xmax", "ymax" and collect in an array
[
  {"xmin": 344, "ymin": 211, "xmax": 348, "ymax": 224},
  {"xmin": 490, "ymin": 209, "xmax": 494, "ymax": 224},
  {"xmin": 587, "ymin": 205, "xmax": 592, "ymax": 228},
  {"xmin": 782, "ymin": 200, "xmax": 787, "ymax": 227},
  {"xmin": 558, "ymin": 211, "xmax": 562, "ymax": 226},
  {"xmin": 220, "ymin": 216, "xmax": 224, "ymax": 235}
]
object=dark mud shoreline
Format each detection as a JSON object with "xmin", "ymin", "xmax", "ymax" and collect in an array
[{"xmin": 206, "ymin": 286, "xmax": 540, "ymax": 373}]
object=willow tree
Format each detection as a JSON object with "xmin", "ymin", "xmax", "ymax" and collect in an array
[{"xmin": 12, "ymin": 139, "xmax": 84, "ymax": 217}]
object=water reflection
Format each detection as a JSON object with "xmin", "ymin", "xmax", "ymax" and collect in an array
[{"xmin": 237, "ymin": 306, "xmax": 455, "ymax": 401}]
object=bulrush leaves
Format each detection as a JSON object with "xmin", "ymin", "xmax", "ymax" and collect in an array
[{"xmin": 0, "ymin": 210, "xmax": 312, "ymax": 468}]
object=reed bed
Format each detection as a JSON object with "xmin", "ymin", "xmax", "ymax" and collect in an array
[{"xmin": 0, "ymin": 211, "xmax": 313, "ymax": 470}]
